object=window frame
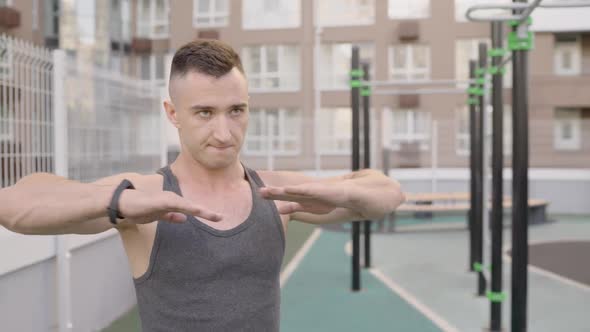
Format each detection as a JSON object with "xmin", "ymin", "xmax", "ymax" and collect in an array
[
  {"xmin": 384, "ymin": 108, "xmax": 431, "ymax": 151},
  {"xmin": 193, "ymin": 0, "xmax": 229, "ymax": 28},
  {"xmin": 242, "ymin": 45, "xmax": 300, "ymax": 93},
  {"xmin": 136, "ymin": 0, "xmax": 170, "ymax": 39},
  {"xmin": 242, "ymin": 0, "xmax": 301, "ymax": 30},
  {"xmin": 388, "ymin": 44, "xmax": 431, "ymax": 81},
  {"xmin": 553, "ymin": 108, "xmax": 582, "ymax": 151},
  {"xmin": 317, "ymin": 0, "xmax": 375, "ymax": 27},
  {"xmin": 554, "ymin": 35, "xmax": 582, "ymax": 76},
  {"xmin": 243, "ymin": 108, "xmax": 302, "ymax": 156},
  {"xmin": 388, "ymin": 0, "xmax": 430, "ymax": 19}
]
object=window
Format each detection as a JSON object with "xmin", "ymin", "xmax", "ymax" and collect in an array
[
  {"xmin": 242, "ymin": 45, "xmax": 300, "ymax": 91},
  {"xmin": 32, "ymin": 0, "xmax": 39, "ymax": 30},
  {"xmin": 455, "ymin": 0, "xmax": 511, "ymax": 22},
  {"xmin": 111, "ymin": 0, "xmax": 131, "ymax": 43},
  {"xmin": 319, "ymin": 43, "xmax": 374, "ymax": 90},
  {"xmin": 388, "ymin": 0, "xmax": 429, "ymax": 19},
  {"xmin": 242, "ymin": 0, "xmax": 300, "ymax": 30},
  {"xmin": 193, "ymin": 0, "xmax": 228, "ymax": 27},
  {"xmin": 318, "ymin": 108, "xmax": 352, "ymax": 154},
  {"xmin": 44, "ymin": 0, "xmax": 60, "ymax": 39},
  {"xmin": 554, "ymin": 34, "xmax": 581, "ymax": 76},
  {"xmin": 383, "ymin": 109, "xmax": 430, "ymax": 151},
  {"xmin": 318, "ymin": 0, "xmax": 374, "ymax": 27},
  {"xmin": 137, "ymin": 54, "xmax": 166, "ymax": 83},
  {"xmin": 76, "ymin": 0, "xmax": 96, "ymax": 44},
  {"xmin": 456, "ymin": 105, "xmax": 512, "ymax": 155},
  {"xmin": 554, "ymin": 108, "xmax": 582, "ymax": 150},
  {"xmin": 244, "ymin": 108, "xmax": 301, "ymax": 155},
  {"xmin": 136, "ymin": 0, "xmax": 169, "ymax": 38},
  {"xmin": 455, "ymin": 38, "xmax": 512, "ymax": 88},
  {"xmin": 389, "ymin": 44, "xmax": 430, "ymax": 80}
]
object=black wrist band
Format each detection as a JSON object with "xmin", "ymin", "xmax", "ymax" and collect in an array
[{"xmin": 107, "ymin": 179, "xmax": 135, "ymax": 225}]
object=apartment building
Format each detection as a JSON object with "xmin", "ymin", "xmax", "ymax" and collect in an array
[{"xmin": 1, "ymin": 0, "xmax": 588, "ymax": 171}]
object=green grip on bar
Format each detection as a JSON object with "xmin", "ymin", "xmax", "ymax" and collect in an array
[
  {"xmin": 487, "ymin": 291, "xmax": 506, "ymax": 303},
  {"xmin": 361, "ymin": 86, "xmax": 371, "ymax": 96},
  {"xmin": 350, "ymin": 80, "xmax": 362, "ymax": 88},
  {"xmin": 476, "ymin": 78, "xmax": 487, "ymax": 85},
  {"xmin": 475, "ymin": 68, "xmax": 486, "ymax": 76},
  {"xmin": 468, "ymin": 87, "xmax": 484, "ymax": 96},
  {"xmin": 473, "ymin": 262, "xmax": 483, "ymax": 272},
  {"xmin": 488, "ymin": 48, "xmax": 507, "ymax": 57},
  {"xmin": 509, "ymin": 16, "xmax": 532, "ymax": 27},
  {"xmin": 467, "ymin": 98, "xmax": 479, "ymax": 105},
  {"xmin": 350, "ymin": 69, "xmax": 364, "ymax": 77},
  {"xmin": 488, "ymin": 66, "xmax": 507, "ymax": 75},
  {"xmin": 508, "ymin": 31, "xmax": 534, "ymax": 51}
]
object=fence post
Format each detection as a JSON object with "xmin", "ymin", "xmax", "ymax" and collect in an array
[{"xmin": 52, "ymin": 48, "xmax": 73, "ymax": 332}]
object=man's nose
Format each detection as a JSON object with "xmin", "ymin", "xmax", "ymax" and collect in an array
[{"xmin": 211, "ymin": 116, "xmax": 232, "ymax": 143}]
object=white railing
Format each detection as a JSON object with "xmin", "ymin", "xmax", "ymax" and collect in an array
[
  {"xmin": 0, "ymin": 36, "xmax": 167, "ymax": 331},
  {"xmin": 0, "ymin": 35, "xmax": 54, "ymax": 187}
]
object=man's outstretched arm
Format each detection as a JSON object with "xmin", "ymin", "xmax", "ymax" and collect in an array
[
  {"xmin": 258, "ymin": 169, "xmax": 406, "ymax": 224},
  {"xmin": 0, "ymin": 172, "xmax": 221, "ymax": 235}
]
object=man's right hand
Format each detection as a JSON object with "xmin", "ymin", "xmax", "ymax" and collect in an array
[{"xmin": 116, "ymin": 189, "xmax": 222, "ymax": 226}]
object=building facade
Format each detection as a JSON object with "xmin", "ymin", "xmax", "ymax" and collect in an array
[{"xmin": 1, "ymin": 0, "xmax": 589, "ymax": 170}]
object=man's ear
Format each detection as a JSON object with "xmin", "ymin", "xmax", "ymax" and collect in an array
[{"xmin": 163, "ymin": 100, "xmax": 180, "ymax": 128}]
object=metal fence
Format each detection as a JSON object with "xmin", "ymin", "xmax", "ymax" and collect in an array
[
  {"xmin": 0, "ymin": 35, "xmax": 166, "ymax": 332},
  {"xmin": 0, "ymin": 35, "xmax": 54, "ymax": 187},
  {"xmin": 0, "ymin": 35, "xmax": 164, "ymax": 188}
]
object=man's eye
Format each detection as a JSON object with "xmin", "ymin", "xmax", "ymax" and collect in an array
[
  {"xmin": 198, "ymin": 111, "xmax": 212, "ymax": 118},
  {"xmin": 231, "ymin": 108, "xmax": 244, "ymax": 115}
]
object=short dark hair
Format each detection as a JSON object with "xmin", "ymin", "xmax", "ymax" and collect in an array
[{"xmin": 170, "ymin": 39, "xmax": 244, "ymax": 79}]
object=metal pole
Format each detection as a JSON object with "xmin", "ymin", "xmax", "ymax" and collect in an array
[
  {"xmin": 266, "ymin": 114, "xmax": 275, "ymax": 171},
  {"xmin": 313, "ymin": 0, "xmax": 322, "ymax": 174},
  {"xmin": 476, "ymin": 42, "xmax": 487, "ymax": 296},
  {"xmin": 469, "ymin": 60, "xmax": 477, "ymax": 273},
  {"xmin": 53, "ymin": 49, "xmax": 73, "ymax": 332},
  {"xmin": 512, "ymin": 1, "xmax": 529, "ymax": 330},
  {"xmin": 362, "ymin": 62, "xmax": 371, "ymax": 268},
  {"xmin": 431, "ymin": 120, "xmax": 438, "ymax": 193},
  {"xmin": 490, "ymin": 20, "xmax": 504, "ymax": 332},
  {"xmin": 351, "ymin": 46, "xmax": 361, "ymax": 291}
]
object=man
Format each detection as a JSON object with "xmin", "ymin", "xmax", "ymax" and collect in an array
[{"xmin": 0, "ymin": 40, "xmax": 405, "ymax": 331}]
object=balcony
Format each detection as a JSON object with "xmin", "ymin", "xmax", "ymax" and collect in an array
[
  {"xmin": 131, "ymin": 38, "xmax": 152, "ymax": 53},
  {"xmin": 0, "ymin": 6, "xmax": 20, "ymax": 29}
]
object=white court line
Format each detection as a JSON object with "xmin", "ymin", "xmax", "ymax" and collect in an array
[
  {"xmin": 280, "ymin": 228, "xmax": 322, "ymax": 288},
  {"xmin": 370, "ymin": 269, "xmax": 460, "ymax": 332},
  {"xmin": 344, "ymin": 242, "xmax": 460, "ymax": 332}
]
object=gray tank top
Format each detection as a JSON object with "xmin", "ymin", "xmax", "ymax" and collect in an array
[{"xmin": 133, "ymin": 165, "xmax": 285, "ymax": 332}]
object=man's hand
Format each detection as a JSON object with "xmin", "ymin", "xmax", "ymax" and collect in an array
[
  {"xmin": 258, "ymin": 182, "xmax": 352, "ymax": 215},
  {"xmin": 116, "ymin": 189, "xmax": 223, "ymax": 226}
]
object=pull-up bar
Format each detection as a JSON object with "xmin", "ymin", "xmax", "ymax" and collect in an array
[
  {"xmin": 467, "ymin": 0, "xmax": 590, "ymax": 23},
  {"xmin": 363, "ymin": 79, "xmax": 475, "ymax": 87},
  {"xmin": 373, "ymin": 88, "xmax": 467, "ymax": 96}
]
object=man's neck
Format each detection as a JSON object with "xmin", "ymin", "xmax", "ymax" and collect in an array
[{"xmin": 170, "ymin": 153, "xmax": 245, "ymax": 192}]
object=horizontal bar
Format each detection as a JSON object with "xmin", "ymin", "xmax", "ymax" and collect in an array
[
  {"xmin": 373, "ymin": 88, "xmax": 467, "ymax": 95},
  {"xmin": 364, "ymin": 79, "xmax": 475, "ymax": 87},
  {"xmin": 465, "ymin": 0, "xmax": 540, "ymax": 23}
]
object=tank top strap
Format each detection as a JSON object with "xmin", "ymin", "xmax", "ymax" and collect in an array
[{"xmin": 156, "ymin": 165, "xmax": 181, "ymax": 193}]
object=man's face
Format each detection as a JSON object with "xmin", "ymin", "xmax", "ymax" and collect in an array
[{"xmin": 166, "ymin": 68, "xmax": 249, "ymax": 170}]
